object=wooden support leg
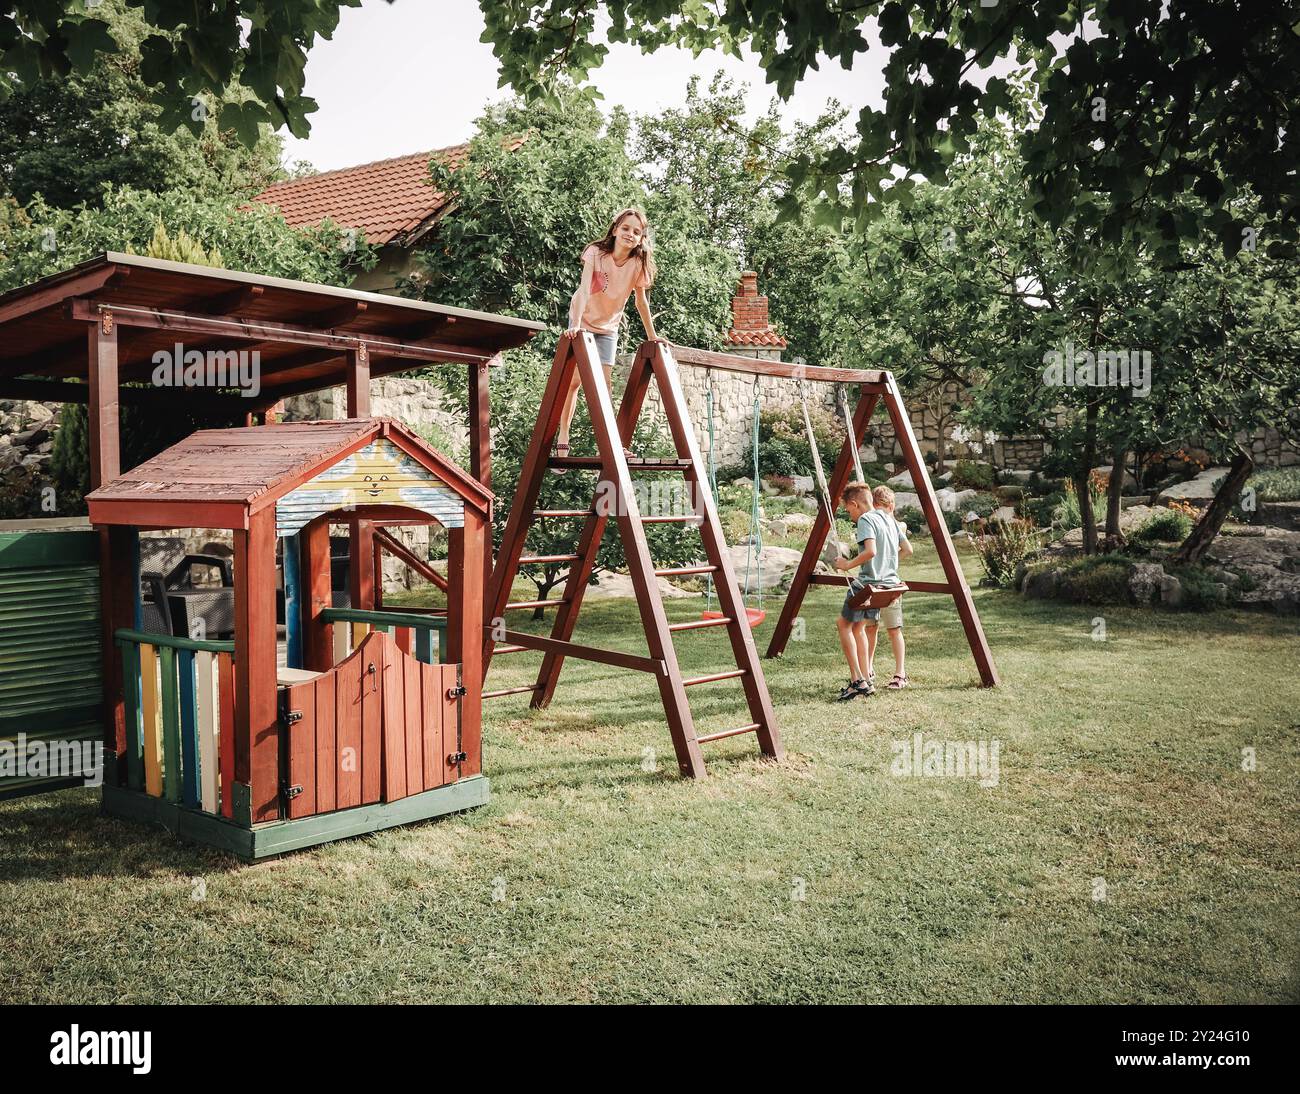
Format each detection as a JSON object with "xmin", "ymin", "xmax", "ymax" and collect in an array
[
  {"xmin": 301, "ymin": 518, "xmax": 333, "ymax": 672},
  {"xmin": 456, "ymin": 511, "xmax": 484, "ymax": 777},
  {"xmin": 471, "ymin": 357, "xmax": 494, "ymax": 594},
  {"xmin": 234, "ymin": 508, "xmax": 280, "ymax": 823},
  {"xmin": 767, "ymin": 389, "xmax": 879, "ymax": 658},
  {"xmin": 882, "ymin": 376, "xmax": 999, "ymax": 686},
  {"xmin": 99, "ymin": 525, "xmax": 137, "ymax": 786},
  {"xmin": 572, "ymin": 336, "xmax": 704, "ymax": 778}
]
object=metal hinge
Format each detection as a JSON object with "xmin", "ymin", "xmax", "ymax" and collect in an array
[
  {"xmin": 446, "ymin": 685, "xmax": 467, "ymax": 700},
  {"xmin": 447, "ymin": 751, "xmax": 467, "ymax": 765}
]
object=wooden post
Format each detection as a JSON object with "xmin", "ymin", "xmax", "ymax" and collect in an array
[
  {"xmin": 234, "ymin": 508, "xmax": 280, "ymax": 823},
  {"xmin": 87, "ymin": 310, "xmax": 120, "ymax": 487},
  {"xmin": 283, "ymin": 532, "xmax": 302, "ymax": 669},
  {"xmin": 471, "ymin": 357, "xmax": 494, "ymax": 593},
  {"xmin": 882, "ymin": 375, "xmax": 998, "ymax": 686},
  {"xmin": 456, "ymin": 508, "xmax": 485, "ymax": 778},
  {"xmin": 301, "ymin": 517, "xmax": 333, "ymax": 672},
  {"xmin": 99, "ymin": 525, "xmax": 137, "ymax": 785},
  {"xmin": 766, "ymin": 387, "xmax": 879, "ymax": 658},
  {"xmin": 346, "ymin": 343, "xmax": 373, "ymax": 610}
]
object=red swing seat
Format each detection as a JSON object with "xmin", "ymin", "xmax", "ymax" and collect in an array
[{"xmin": 701, "ymin": 607, "xmax": 767, "ymax": 628}]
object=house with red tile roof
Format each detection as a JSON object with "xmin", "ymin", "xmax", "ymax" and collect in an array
[{"xmin": 725, "ymin": 270, "xmax": 787, "ymax": 360}]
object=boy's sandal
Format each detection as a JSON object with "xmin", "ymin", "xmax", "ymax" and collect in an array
[
  {"xmin": 854, "ymin": 677, "xmax": 876, "ymax": 696},
  {"xmin": 887, "ymin": 674, "xmax": 908, "ymax": 690}
]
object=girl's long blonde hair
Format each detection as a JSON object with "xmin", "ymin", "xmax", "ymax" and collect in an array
[{"xmin": 586, "ymin": 207, "xmax": 656, "ymax": 287}]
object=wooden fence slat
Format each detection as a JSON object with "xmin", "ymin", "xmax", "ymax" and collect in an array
[
  {"xmin": 351, "ymin": 622, "xmax": 368, "ymax": 650},
  {"xmin": 288, "ymin": 677, "xmax": 316, "ymax": 819},
  {"xmin": 159, "ymin": 646, "xmax": 181, "ymax": 804},
  {"xmin": 315, "ymin": 673, "xmax": 337, "ymax": 814},
  {"xmin": 217, "ymin": 652, "xmax": 236, "ymax": 819},
  {"xmin": 177, "ymin": 648, "xmax": 200, "ymax": 809},
  {"xmin": 415, "ymin": 626, "xmax": 433, "ymax": 665},
  {"xmin": 361, "ymin": 636, "xmax": 383, "ymax": 804},
  {"xmin": 404, "ymin": 649, "xmax": 422, "ymax": 794},
  {"xmin": 396, "ymin": 626, "xmax": 412, "ymax": 654},
  {"xmin": 195, "ymin": 650, "xmax": 219, "ymax": 814},
  {"xmin": 333, "ymin": 618, "xmax": 348, "ymax": 665},
  {"xmin": 421, "ymin": 660, "xmax": 441, "ymax": 790},
  {"xmin": 121, "ymin": 641, "xmax": 144, "ymax": 792},
  {"xmin": 139, "ymin": 643, "xmax": 163, "ymax": 797},
  {"xmin": 382, "ymin": 639, "xmax": 407, "ymax": 802},
  {"xmin": 337, "ymin": 647, "xmax": 362, "ymax": 809}
]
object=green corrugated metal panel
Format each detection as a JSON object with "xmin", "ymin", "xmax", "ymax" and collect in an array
[{"xmin": 0, "ymin": 530, "xmax": 103, "ymax": 800}]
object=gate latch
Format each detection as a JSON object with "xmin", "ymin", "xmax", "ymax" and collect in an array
[
  {"xmin": 447, "ymin": 751, "xmax": 467, "ymax": 765},
  {"xmin": 446, "ymin": 685, "xmax": 467, "ymax": 700},
  {"xmin": 283, "ymin": 709, "xmax": 303, "ymax": 726},
  {"xmin": 282, "ymin": 783, "xmax": 303, "ymax": 800}
]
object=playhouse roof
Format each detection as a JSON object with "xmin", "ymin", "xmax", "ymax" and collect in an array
[
  {"xmin": 0, "ymin": 252, "xmax": 543, "ymax": 412},
  {"xmin": 86, "ymin": 418, "xmax": 491, "ymax": 530}
]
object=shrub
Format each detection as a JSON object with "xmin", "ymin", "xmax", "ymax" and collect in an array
[
  {"xmin": 949, "ymin": 460, "xmax": 997, "ymax": 491},
  {"xmin": 895, "ymin": 505, "xmax": 928, "ymax": 535},
  {"xmin": 1131, "ymin": 508, "xmax": 1193, "ymax": 544},
  {"xmin": 1053, "ymin": 480, "xmax": 1106, "ymax": 530},
  {"xmin": 764, "ymin": 474, "xmax": 796, "ymax": 495},
  {"xmin": 1168, "ymin": 565, "xmax": 1226, "ymax": 611},
  {"xmin": 1248, "ymin": 468, "xmax": 1300, "ymax": 502},
  {"xmin": 722, "ymin": 508, "xmax": 754, "ymax": 543},
  {"xmin": 1054, "ymin": 554, "xmax": 1133, "ymax": 605},
  {"xmin": 972, "ymin": 519, "xmax": 1041, "ymax": 587},
  {"xmin": 756, "ymin": 404, "xmax": 844, "ymax": 479}
]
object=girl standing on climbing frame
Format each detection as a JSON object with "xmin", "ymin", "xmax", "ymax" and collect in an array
[{"xmin": 556, "ymin": 208, "xmax": 661, "ymax": 460}]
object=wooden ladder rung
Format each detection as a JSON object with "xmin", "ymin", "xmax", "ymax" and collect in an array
[
  {"xmin": 696, "ymin": 723, "xmax": 760, "ymax": 744},
  {"xmin": 624, "ymin": 459, "xmax": 693, "ymax": 472},
  {"xmin": 668, "ymin": 616, "xmax": 732, "ymax": 632},
  {"xmin": 640, "ymin": 514, "xmax": 704, "ymax": 524},
  {"xmin": 483, "ymin": 684, "xmax": 540, "ymax": 699},
  {"xmin": 518, "ymin": 553, "xmax": 580, "ymax": 564},
  {"xmin": 534, "ymin": 509, "xmax": 594, "ymax": 518},
  {"xmin": 504, "ymin": 599, "xmax": 567, "ymax": 611},
  {"xmin": 654, "ymin": 564, "xmax": 716, "ymax": 577},
  {"xmin": 681, "ymin": 669, "xmax": 747, "ymax": 687}
]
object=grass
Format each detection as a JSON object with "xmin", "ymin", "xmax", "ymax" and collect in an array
[{"xmin": 2, "ymin": 543, "xmax": 1297, "ymax": 1003}]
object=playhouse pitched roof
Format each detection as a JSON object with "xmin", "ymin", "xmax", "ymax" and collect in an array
[{"xmin": 86, "ymin": 418, "xmax": 491, "ymax": 528}]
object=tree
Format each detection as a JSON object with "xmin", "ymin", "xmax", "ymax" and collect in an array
[
  {"xmin": 0, "ymin": 0, "xmax": 376, "ymax": 148},
  {"xmin": 0, "ymin": 0, "xmax": 285, "ymax": 209},
  {"xmin": 479, "ymin": 1, "xmax": 1300, "ymax": 262}
]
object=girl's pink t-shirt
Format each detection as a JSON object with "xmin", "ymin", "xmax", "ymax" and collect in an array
[{"xmin": 577, "ymin": 244, "xmax": 649, "ymax": 334}]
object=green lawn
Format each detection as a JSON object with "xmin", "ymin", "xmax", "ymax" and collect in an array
[{"xmin": 2, "ymin": 543, "xmax": 1297, "ymax": 1003}]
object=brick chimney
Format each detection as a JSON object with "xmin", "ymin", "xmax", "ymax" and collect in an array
[{"xmin": 725, "ymin": 270, "xmax": 786, "ymax": 360}]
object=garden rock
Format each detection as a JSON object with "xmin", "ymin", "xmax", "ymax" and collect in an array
[
  {"xmin": 783, "ymin": 512, "xmax": 815, "ymax": 532},
  {"xmin": 892, "ymin": 491, "xmax": 921, "ymax": 511},
  {"xmin": 992, "ymin": 506, "xmax": 1018, "ymax": 524},
  {"xmin": 1023, "ymin": 568, "xmax": 1059, "ymax": 599},
  {"xmin": 585, "ymin": 571, "xmax": 695, "ymax": 600},
  {"xmin": 1092, "ymin": 464, "xmax": 1137, "ymax": 489},
  {"xmin": 1128, "ymin": 563, "xmax": 1165, "ymax": 605},
  {"xmin": 1160, "ymin": 574, "xmax": 1185, "ymax": 608},
  {"xmin": 791, "ymin": 475, "xmax": 814, "ymax": 494},
  {"xmin": 1156, "ymin": 466, "xmax": 1233, "ymax": 507},
  {"xmin": 887, "ymin": 469, "xmax": 914, "ymax": 488}
]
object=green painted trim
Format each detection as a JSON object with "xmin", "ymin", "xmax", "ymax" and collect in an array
[
  {"xmin": 0, "ymin": 777, "xmax": 87, "ymax": 803},
  {"xmin": 115, "ymin": 628, "xmax": 235, "ymax": 655},
  {"xmin": 121, "ymin": 643, "xmax": 144, "ymax": 792},
  {"xmin": 320, "ymin": 608, "xmax": 448, "ymax": 633},
  {"xmin": 0, "ymin": 703, "xmax": 104, "ymax": 738},
  {"xmin": 102, "ymin": 776, "xmax": 490, "ymax": 861},
  {"xmin": 0, "ymin": 530, "xmax": 98, "ymax": 569},
  {"xmin": 159, "ymin": 646, "xmax": 181, "ymax": 804}
]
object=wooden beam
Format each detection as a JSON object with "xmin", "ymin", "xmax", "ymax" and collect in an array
[
  {"xmin": 301, "ymin": 517, "xmax": 334, "ymax": 673},
  {"xmin": 0, "ymin": 377, "xmax": 261, "ymax": 416},
  {"xmin": 666, "ymin": 342, "xmax": 888, "ymax": 387},
  {"xmin": 375, "ymin": 527, "xmax": 449, "ymax": 592},
  {"xmin": 195, "ymin": 283, "xmax": 264, "ymax": 315},
  {"xmin": 310, "ymin": 299, "xmax": 367, "ymax": 328},
  {"xmin": 0, "ymin": 266, "xmax": 122, "ymax": 327},
  {"xmin": 87, "ymin": 312, "xmax": 120, "ymax": 488},
  {"xmin": 345, "ymin": 344, "xmax": 370, "ymax": 416}
]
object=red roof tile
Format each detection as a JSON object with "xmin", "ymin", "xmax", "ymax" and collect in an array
[
  {"xmin": 251, "ymin": 146, "xmax": 470, "ymax": 246},
  {"xmin": 725, "ymin": 328, "xmax": 788, "ymax": 348}
]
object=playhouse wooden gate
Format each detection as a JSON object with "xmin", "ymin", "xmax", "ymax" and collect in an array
[{"xmin": 279, "ymin": 631, "xmax": 462, "ymax": 820}]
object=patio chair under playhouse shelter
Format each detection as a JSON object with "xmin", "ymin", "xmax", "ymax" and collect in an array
[{"xmin": 86, "ymin": 418, "xmax": 491, "ymax": 859}]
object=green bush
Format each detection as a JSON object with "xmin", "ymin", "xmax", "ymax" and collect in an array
[
  {"xmin": 1168, "ymin": 565, "xmax": 1226, "ymax": 611},
  {"xmin": 973, "ymin": 520, "xmax": 1041, "ymax": 588},
  {"xmin": 756, "ymin": 404, "xmax": 843, "ymax": 479},
  {"xmin": 949, "ymin": 460, "xmax": 997, "ymax": 491},
  {"xmin": 1248, "ymin": 468, "xmax": 1300, "ymax": 502},
  {"xmin": 1054, "ymin": 554, "xmax": 1133, "ymax": 605},
  {"xmin": 895, "ymin": 505, "xmax": 928, "ymax": 535},
  {"xmin": 1131, "ymin": 508, "xmax": 1193, "ymax": 544}
]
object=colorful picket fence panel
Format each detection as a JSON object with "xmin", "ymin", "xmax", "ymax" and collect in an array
[
  {"xmin": 321, "ymin": 608, "xmax": 447, "ymax": 668},
  {"xmin": 118, "ymin": 630, "xmax": 235, "ymax": 817}
]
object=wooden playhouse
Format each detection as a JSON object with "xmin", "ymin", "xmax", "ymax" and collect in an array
[{"xmin": 86, "ymin": 417, "xmax": 490, "ymax": 859}]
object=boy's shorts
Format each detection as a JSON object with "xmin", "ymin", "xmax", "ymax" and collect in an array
[
  {"xmin": 840, "ymin": 580, "xmax": 879, "ymax": 623},
  {"xmin": 877, "ymin": 597, "xmax": 904, "ymax": 630}
]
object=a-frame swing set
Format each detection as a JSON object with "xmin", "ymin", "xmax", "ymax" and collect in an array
[{"xmin": 485, "ymin": 333, "xmax": 997, "ymax": 778}]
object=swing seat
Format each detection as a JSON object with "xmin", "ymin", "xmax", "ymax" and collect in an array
[
  {"xmin": 701, "ymin": 607, "xmax": 767, "ymax": 628},
  {"xmin": 848, "ymin": 582, "xmax": 909, "ymax": 611}
]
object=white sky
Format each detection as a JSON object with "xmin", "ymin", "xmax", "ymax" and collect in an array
[{"xmin": 281, "ymin": 0, "xmax": 893, "ymax": 172}]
